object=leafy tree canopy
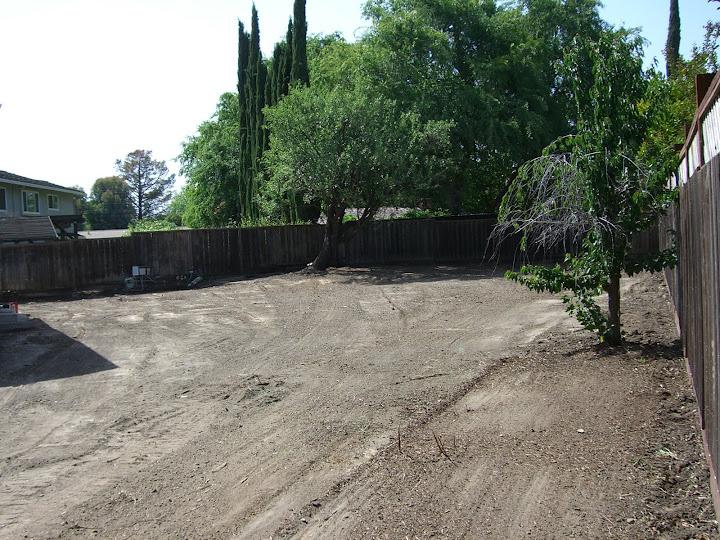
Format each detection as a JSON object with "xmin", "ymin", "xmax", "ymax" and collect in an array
[
  {"xmin": 360, "ymin": 0, "xmax": 605, "ymax": 213},
  {"xmin": 166, "ymin": 187, "xmax": 190, "ymax": 227},
  {"xmin": 179, "ymin": 93, "xmax": 240, "ymax": 228},
  {"xmin": 116, "ymin": 149, "xmax": 175, "ymax": 221},
  {"xmin": 85, "ymin": 176, "xmax": 134, "ymax": 230},
  {"xmin": 496, "ymin": 30, "xmax": 677, "ymax": 346},
  {"xmin": 263, "ymin": 67, "xmax": 453, "ymax": 269}
]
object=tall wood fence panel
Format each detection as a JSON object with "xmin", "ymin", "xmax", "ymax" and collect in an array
[
  {"xmin": 662, "ymin": 153, "xmax": 720, "ymax": 505},
  {"xmin": 661, "ymin": 73, "xmax": 720, "ymax": 509},
  {"xmin": 1, "ymin": 216, "xmax": 658, "ymax": 294}
]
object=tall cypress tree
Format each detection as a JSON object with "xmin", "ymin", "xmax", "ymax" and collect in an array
[
  {"xmin": 665, "ymin": 0, "xmax": 681, "ymax": 77},
  {"xmin": 237, "ymin": 21, "xmax": 250, "ymax": 102},
  {"xmin": 256, "ymin": 60, "xmax": 268, "ymax": 164},
  {"xmin": 236, "ymin": 3, "xmax": 312, "ymax": 224},
  {"xmin": 281, "ymin": 19, "xmax": 294, "ymax": 96},
  {"xmin": 269, "ymin": 44, "xmax": 283, "ymax": 107},
  {"xmin": 291, "ymin": 0, "xmax": 309, "ymax": 85},
  {"xmin": 237, "ymin": 4, "xmax": 263, "ymax": 221},
  {"xmin": 237, "ymin": 21, "xmax": 251, "ymax": 220}
]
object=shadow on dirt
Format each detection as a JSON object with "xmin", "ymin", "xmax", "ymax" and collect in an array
[
  {"xmin": 1, "ymin": 264, "xmax": 517, "ymax": 303},
  {"xmin": 329, "ymin": 264, "xmax": 512, "ymax": 286},
  {"xmin": 561, "ymin": 338, "xmax": 683, "ymax": 361},
  {"xmin": 0, "ymin": 319, "xmax": 117, "ymax": 387},
  {"xmin": 0, "ymin": 268, "xmax": 306, "ymax": 305}
]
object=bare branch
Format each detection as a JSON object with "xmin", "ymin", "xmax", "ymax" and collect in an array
[{"xmin": 492, "ymin": 150, "xmax": 654, "ymax": 257}]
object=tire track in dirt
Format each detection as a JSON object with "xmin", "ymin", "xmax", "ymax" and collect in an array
[
  {"xmin": 3, "ymin": 266, "xmax": 577, "ymax": 539},
  {"xmin": 291, "ymin": 274, "xmax": 717, "ymax": 540}
]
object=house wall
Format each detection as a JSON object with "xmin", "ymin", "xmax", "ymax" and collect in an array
[{"xmin": 0, "ymin": 182, "xmax": 78, "ymax": 218}]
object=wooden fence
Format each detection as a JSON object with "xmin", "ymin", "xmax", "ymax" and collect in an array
[
  {"xmin": 0, "ymin": 218, "xmax": 517, "ymax": 293},
  {"xmin": 661, "ymin": 154, "xmax": 720, "ymax": 512},
  {"xmin": 0, "ymin": 216, "xmax": 658, "ymax": 294},
  {"xmin": 661, "ymin": 72, "xmax": 720, "ymax": 512}
]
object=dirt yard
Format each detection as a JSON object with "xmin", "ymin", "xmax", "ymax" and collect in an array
[{"xmin": 1, "ymin": 266, "xmax": 717, "ymax": 539}]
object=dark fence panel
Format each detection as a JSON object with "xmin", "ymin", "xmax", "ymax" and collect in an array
[
  {"xmin": 1, "ymin": 217, "xmax": 658, "ymax": 294},
  {"xmin": 662, "ymin": 153, "xmax": 720, "ymax": 497},
  {"xmin": 0, "ymin": 224, "xmax": 326, "ymax": 292}
]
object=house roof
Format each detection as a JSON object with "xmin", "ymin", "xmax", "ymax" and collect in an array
[
  {"xmin": 0, "ymin": 170, "xmax": 84, "ymax": 196},
  {"xmin": 0, "ymin": 216, "xmax": 59, "ymax": 242}
]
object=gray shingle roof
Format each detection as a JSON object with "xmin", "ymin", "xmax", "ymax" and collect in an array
[
  {"xmin": 0, "ymin": 170, "xmax": 84, "ymax": 195},
  {"xmin": 0, "ymin": 216, "xmax": 59, "ymax": 242}
]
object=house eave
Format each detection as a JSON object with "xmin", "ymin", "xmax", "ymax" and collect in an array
[{"xmin": 0, "ymin": 178, "xmax": 84, "ymax": 196}]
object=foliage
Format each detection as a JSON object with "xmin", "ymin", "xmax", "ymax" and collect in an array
[
  {"xmin": 179, "ymin": 93, "xmax": 240, "ymax": 228},
  {"xmin": 85, "ymin": 176, "xmax": 134, "ymax": 230},
  {"xmin": 641, "ymin": 14, "xmax": 720, "ymax": 182},
  {"xmin": 235, "ymin": 1, "xmax": 310, "ymax": 224},
  {"xmin": 127, "ymin": 218, "xmax": 178, "ymax": 234},
  {"xmin": 497, "ymin": 30, "xmax": 678, "ymax": 346},
  {"xmin": 264, "ymin": 82, "xmax": 453, "ymax": 269},
  {"xmin": 181, "ymin": 0, "xmax": 615, "ymax": 228},
  {"xmin": 665, "ymin": 0, "xmax": 681, "ymax": 76},
  {"xmin": 507, "ymin": 243, "xmax": 677, "ymax": 340},
  {"xmin": 508, "ymin": 2, "xmax": 719, "ymax": 344},
  {"xmin": 165, "ymin": 188, "xmax": 189, "ymax": 227},
  {"xmin": 361, "ymin": 0, "xmax": 605, "ymax": 214},
  {"xmin": 398, "ymin": 209, "xmax": 450, "ymax": 219},
  {"xmin": 68, "ymin": 185, "xmax": 88, "ymax": 229},
  {"xmin": 237, "ymin": 8, "xmax": 266, "ymax": 222},
  {"xmin": 116, "ymin": 150, "xmax": 175, "ymax": 221},
  {"xmin": 291, "ymin": 0, "xmax": 310, "ymax": 85},
  {"xmin": 181, "ymin": 0, "xmax": 699, "ymax": 241}
]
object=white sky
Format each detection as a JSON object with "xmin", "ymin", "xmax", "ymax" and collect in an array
[{"xmin": 0, "ymin": 0, "xmax": 715, "ymax": 194}]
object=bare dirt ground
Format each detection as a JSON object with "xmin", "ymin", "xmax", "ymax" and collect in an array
[{"xmin": 0, "ymin": 266, "xmax": 716, "ymax": 539}]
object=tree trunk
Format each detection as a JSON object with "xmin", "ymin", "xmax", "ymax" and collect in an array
[
  {"xmin": 449, "ymin": 181, "xmax": 462, "ymax": 216},
  {"xmin": 606, "ymin": 271, "xmax": 622, "ymax": 346},
  {"xmin": 311, "ymin": 206, "xmax": 344, "ymax": 271}
]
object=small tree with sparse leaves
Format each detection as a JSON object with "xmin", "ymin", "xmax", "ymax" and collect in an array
[{"xmin": 494, "ymin": 31, "xmax": 677, "ymax": 346}]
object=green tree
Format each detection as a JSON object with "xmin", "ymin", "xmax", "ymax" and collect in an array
[
  {"xmin": 496, "ymin": 31, "xmax": 677, "ymax": 346},
  {"xmin": 237, "ymin": 5, "xmax": 270, "ymax": 223},
  {"xmin": 642, "ymin": 16, "xmax": 719, "ymax": 177},
  {"xmin": 127, "ymin": 218, "xmax": 178, "ymax": 234},
  {"xmin": 666, "ymin": 0, "xmax": 681, "ymax": 76},
  {"xmin": 166, "ymin": 188, "xmax": 189, "ymax": 227},
  {"xmin": 280, "ymin": 19, "xmax": 294, "ymax": 98},
  {"xmin": 179, "ymin": 93, "xmax": 240, "ymax": 228},
  {"xmin": 237, "ymin": 20, "xmax": 251, "ymax": 221},
  {"xmin": 116, "ymin": 150, "xmax": 175, "ymax": 221},
  {"xmin": 85, "ymin": 176, "xmax": 134, "ymax": 230},
  {"xmin": 264, "ymin": 84, "xmax": 452, "ymax": 271},
  {"xmin": 291, "ymin": 0, "xmax": 309, "ymax": 85},
  {"xmin": 268, "ymin": 42, "xmax": 284, "ymax": 107},
  {"xmin": 362, "ymin": 0, "xmax": 603, "ymax": 214}
]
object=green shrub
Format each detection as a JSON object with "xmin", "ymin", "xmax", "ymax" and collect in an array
[
  {"xmin": 398, "ymin": 209, "xmax": 449, "ymax": 219},
  {"xmin": 127, "ymin": 219, "xmax": 178, "ymax": 234}
]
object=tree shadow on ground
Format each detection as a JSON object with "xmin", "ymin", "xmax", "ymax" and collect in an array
[
  {"xmin": 328, "ymin": 264, "xmax": 513, "ymax": 286},
  {"xmin": 561, "ymin": 338, "xmax": 683, "ymax": 361},
  {"xmin": 0, "ymin": 319, "xmax": 117, "ymax": 387},
  {"xmin": 2, "ymin": 261, "xmax": 539, "ymax": 305},
  {"xmin": 619, "ymin": 338, "xmax": 684, "ymax": 360},
  {"xmin": 0, "ymin": 268, "xmax": 309, "ymax": 305}
]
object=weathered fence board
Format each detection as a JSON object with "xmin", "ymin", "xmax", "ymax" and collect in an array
[
  {"xmin": 1, "ymin": 217, "xmax": 657, "ymax": 294},
  {"xmin": 662, "ymin": 153, "xmax": 720, "ymax": 505}
]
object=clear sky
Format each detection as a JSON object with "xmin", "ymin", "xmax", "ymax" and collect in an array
[{"xmin": 0, "ymin": 0, "xmax": 716, "ymax": 194}]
